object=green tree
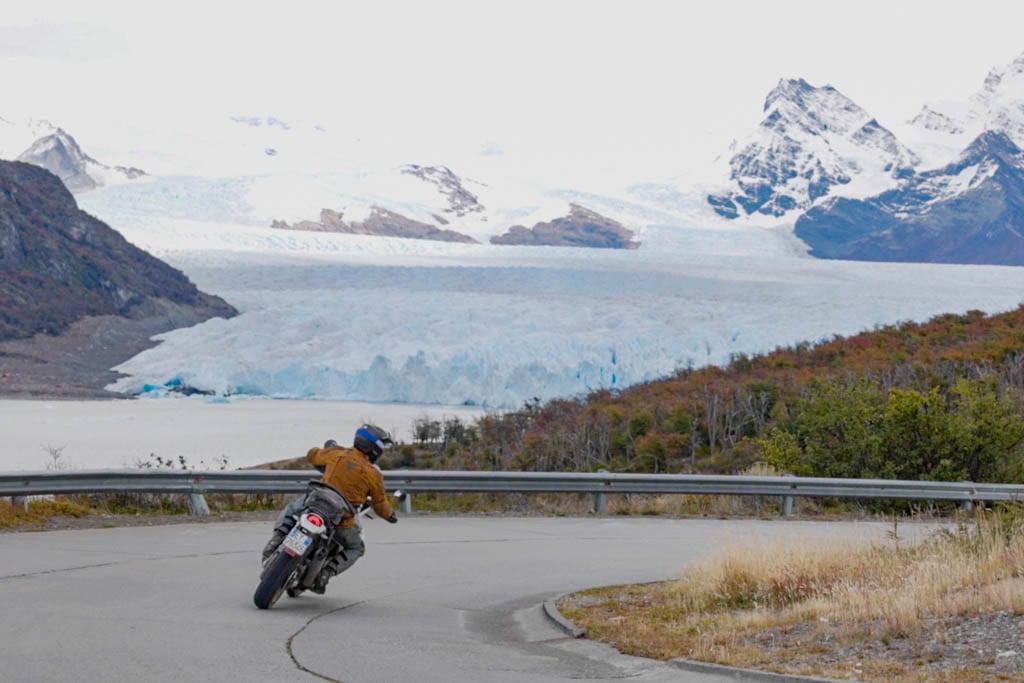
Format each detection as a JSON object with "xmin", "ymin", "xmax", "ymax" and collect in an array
[
  {"xmin": 879, "ymin": 388, "xmax": 960, "ymax": 481},
  {"xmin": 634, "ymin": 433, "xmax": 668, "ymax": 473},
  {"xmin": 790, "ymin": 379, "xmax": 887, "ymax": 478},
  {"xmin": 947, "ymin": 378, "xmax": 1024, "ymax": 482},
  {"xmin": 753, "ymin": 427, "xmax": 804, "ymax": 475},
  {"xmin": 629, "ymin": 412, "xmax": 655, "ymax": 438}
]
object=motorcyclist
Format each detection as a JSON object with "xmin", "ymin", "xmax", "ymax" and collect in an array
[{"xmin": 262, "ymin": 423, "xmax": 398, "ymax": 594}]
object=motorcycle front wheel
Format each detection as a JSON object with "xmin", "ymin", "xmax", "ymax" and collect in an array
[{"xmin": 254, "ymin": 551, "xmax": 300, "ymax": 609}]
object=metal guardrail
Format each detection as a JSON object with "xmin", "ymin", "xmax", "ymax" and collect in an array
[{"xmin": 3, "ymin": 469, "xmax": 1023, "ymax": 516}]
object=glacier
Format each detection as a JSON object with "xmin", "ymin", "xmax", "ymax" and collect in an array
[
  {"xmin": 77, "ymin": 181, "xmax": 1024, "ymax": 409},
  {"xmin": 49, "ymin": 57, "xmax": 1024, "ymax": 411}
]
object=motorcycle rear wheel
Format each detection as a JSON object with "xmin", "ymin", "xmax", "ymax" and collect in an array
[{"xmin": 254, "ymin": 551, "xmax": 300, "ymax": 609}]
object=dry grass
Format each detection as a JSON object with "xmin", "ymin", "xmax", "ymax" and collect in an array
[
  {"xmin": 559, "ymin": 506, "xmax": 1024, "ymax": 682},
  {"xmin": 410, "ymin": 491, "xmax": 786, "ymax": 517},
  {"xmin": 0, "ymin": 497, "xmax": 96, "ymax": 528},
  {"xmin": 0, "ymin": 492, "xmax": 291, "ymax": 530}
]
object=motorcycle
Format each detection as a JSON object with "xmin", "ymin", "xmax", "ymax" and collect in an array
[{"xmin": 253, "ymin": 481, "xmax": 405, "ymax": 609}]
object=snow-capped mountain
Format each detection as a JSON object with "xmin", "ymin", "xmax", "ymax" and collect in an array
[
  {"xmin": 17, "ymin": 128, "xmax": 146, "ymax": 193},
  {"xmin": 905, "ymin": 52, "xmax": 1024, "ymax": 169},
  {"xmin": 0, "ymin": 109, "xmax": 690, "ymax": 253},
  {"xmin": 707, "ymin": 78, "xmax": 918, "ymax": 221},
  {"xmin": 794, "ymin": 131, "xmax": 1024, "ymax": 264},
  {"xmin": 0, "ymin": 117, "xmax": 145, "ymax": 193},
  {"xmin": 74, "ymin": 114, "xmax": 661, "ymax": 249},
  {"xmin": 705, "ymin": 52, "xmax": 1024, "ymax": 265}
]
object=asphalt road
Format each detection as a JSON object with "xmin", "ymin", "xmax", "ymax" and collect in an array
[{"xmin": 0, "ymin": 516, "xmax": 908, "ymax": 682}]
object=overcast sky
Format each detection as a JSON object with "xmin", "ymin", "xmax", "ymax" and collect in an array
[{"xmin": 3, "ymin": 0, "xmax": 1024, "ymax": 182}]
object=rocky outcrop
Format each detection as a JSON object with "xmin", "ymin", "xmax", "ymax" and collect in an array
[
  {"xmin": 0, "ymin": 160, "xmax": 234, "ymax": 342},
  {"xmin": 490, "ymin": 204, "xmax": 639, "ymax": 248},
  {"xmin": 909, "ymin": 106, "xmax": 966, "ymax": 135},
  {"xmin": 401, "ymin": 164, "xmax": 486, "ymax": 217},
  {"xmin": 272, "ymin": 207, "xmax": 478, "ymax": 243}
]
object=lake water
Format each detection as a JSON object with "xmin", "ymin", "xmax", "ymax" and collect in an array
[{"xmin": 0, "ymin": 398, "xmax": 485, "ymax": 472}]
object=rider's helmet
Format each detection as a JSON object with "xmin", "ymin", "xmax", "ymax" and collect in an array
[{"xmin": 353, "ymin": 424, "xmax": 393, "ymax": 464}]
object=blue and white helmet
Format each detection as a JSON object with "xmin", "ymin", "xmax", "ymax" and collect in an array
[{"xmin": 353, "ymin": 424, "xmax": 393, "ymax": 463}]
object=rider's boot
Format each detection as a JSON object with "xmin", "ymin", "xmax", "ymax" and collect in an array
[
  {"xmin": 261, "ymin": 529, "xmax": 287, "ymax": 562},
  {"xmin": 310, "ymin": 553, "xmax": 344, "ymax": 594},
  {"xmin": 310, "ymin": 568, "xmax": 333, "ymax": 594},
  {"xmin": 262, "ymin": 514, "xmax": 299, "ymax": 563}
]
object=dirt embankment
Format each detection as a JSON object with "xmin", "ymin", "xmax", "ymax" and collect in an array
[{"xmin": 0, "ymin": 299, "xmax": 227, "ymax": 400}]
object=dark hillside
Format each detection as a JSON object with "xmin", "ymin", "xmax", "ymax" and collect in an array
[{"xmin": 0, "ymin": 160, "xmax": 235, "ymax": 340}]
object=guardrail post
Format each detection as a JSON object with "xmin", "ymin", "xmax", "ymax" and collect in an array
[
  {"xmin": 782, "ymin": 474, "xmax": 795, "ymax": 517},
  {"xmin": 399, "ymin": 493, "xmax": 412, "ymax": 515},
  {"xmin": 594, "ymin": 469, "xmax": 608, "ymax": 514},
  {"xmin": 10, "ymin": 496, "xmax": 28, "ymax": 513},
  {"xmin": 188, "ymin": 493, "xmax": 211, "ymax": 516}
]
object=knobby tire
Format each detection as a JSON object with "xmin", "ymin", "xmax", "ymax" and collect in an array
[{"xmin": 254, "ymin": 551, "xmax": 300, "ymax": 609}]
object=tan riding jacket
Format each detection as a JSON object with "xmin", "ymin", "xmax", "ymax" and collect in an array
[{"xmin": 306, "ymin": 445, "xmax": 394, "ymax": 529}]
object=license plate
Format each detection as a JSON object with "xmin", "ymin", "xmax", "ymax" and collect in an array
[{"xmin": 282, "ymin": 528, "xmax": 312, "ymax": 556}]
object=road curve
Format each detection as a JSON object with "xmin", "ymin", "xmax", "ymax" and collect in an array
[{"xmin": 0, "ymin": 516, "xmax": 909, "ymax": 682}]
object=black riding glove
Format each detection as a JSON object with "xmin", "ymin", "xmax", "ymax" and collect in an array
[{"xmin": 386, "ymin": 514, "xmax": 399, "ymax": 524}]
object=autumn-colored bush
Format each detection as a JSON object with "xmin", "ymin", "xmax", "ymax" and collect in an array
[{"xmin": 430, "ymin": 304, "xmax": 1024, "ymax": 484}]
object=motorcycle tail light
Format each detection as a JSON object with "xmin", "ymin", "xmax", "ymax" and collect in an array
[{"xmin": 307, "ymin": 514, "xmax": 324, "ymax": 527}]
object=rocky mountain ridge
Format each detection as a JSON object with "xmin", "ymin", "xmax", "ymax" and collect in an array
[
  {"xmin": 795, "ymin": 131, "xmax": 1024, "ymax": 263},
  {"xmin": 17, "ymin": 128, "xmax": 145, "ymax": 193},
  {"xmin": 1, "ymin": 119, "xmax": 145, "ymax": 194},
  {"xmin": 708, "ymin": 78, "xmax": 917, "ymax": 219}
]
